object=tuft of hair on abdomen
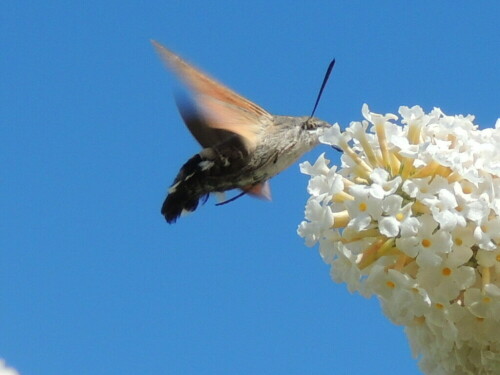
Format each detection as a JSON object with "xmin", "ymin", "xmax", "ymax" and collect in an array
[{"xmin": 161, "ymin": 154, "xmax": 209, "ymax": 223}]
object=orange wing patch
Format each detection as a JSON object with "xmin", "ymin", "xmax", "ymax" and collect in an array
[{"xmin": 152, "ymin": 40, "xmax": 273, "ymax": 150}]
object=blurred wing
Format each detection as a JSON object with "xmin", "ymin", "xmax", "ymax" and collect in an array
[
  {"xmin": 152, "ymin": 40, "xmax": 273, "ymax": 150},
  {"xmin": 175, "ymin": 93, "xmax": 240, "ymax": 148}
]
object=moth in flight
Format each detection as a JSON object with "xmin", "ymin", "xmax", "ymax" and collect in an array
[{"xmin": 152, "ymin": 40, "xmax": 335, "ymax": 223}]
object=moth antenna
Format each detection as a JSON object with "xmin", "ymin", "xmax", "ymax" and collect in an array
[
  {"xmin": 215, "ymin": 191, "xmax": 247, "ymax": 206},
  {"xmin": 309, "ymin": 59, "xmax": 336, "ymax": 119}
]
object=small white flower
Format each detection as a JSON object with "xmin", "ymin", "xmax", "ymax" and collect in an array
[
  {"xmin": 402, "ymin": 175, "xmax": 450, "ymax": 202},
  {"xmin": 379, "ymin": 195, "xmax": 419, "ymax": 238},
  {"xmin": 345, "ymin": 185, "xmax": 384, "ymax": 220},
  {"xmin": 318, "ymin": 123, "xmax": 347, "ymax": 147},
  {"xmin": 307, "ymin": 171, "xmax": 343, "ymax": 198},
  {"xmin": 366, "ymin": 266, "xmax": 431, "ymax": 325},
  {"xmin": 428, "ymin": 188, "xmax": 466, "ymax": 231},
  {"xmin": 399, "ymin": 105, "xmax": 428, "ymax": 124},
  {"xmin": 361, "ymin": 103, "xmax": 397, "ymax": 125},
  {"xmin": 416, "ymin": 260, "xmax": 475, "ymax": 302},
  {"xmin": 473, "ymin": 215, "xmax": 500, "ymax": 251},
  {"xmin": 330, "ymin": 244, "xmax": 366, "ymax": 294},
  {"xmin": 464, "ymin": 286, "xmax": 500, "ymax": 321},
  {"xmin": 298, "ymin": 196, "xmax": 334, "ymax": 247},
  {"xmin": 476, "ymin": 248, "xmax": 500, "ymax": 268},
  {"xmin": 396, "ymin": 214, "xmax": 452, "ymax": 267},
  {"xmin": 363, "ymin": 168, "xmax": 402, "ymax": 199},
  {"xmin": 299, "ymin": 153, "xmax": 331, "ymax": 177},
  {"xmin": 390, "ymin": 135, "xmax": 421, "ymax": 158},
  {"xmin": 447, "ymin": 224, "xmax": 475, "ymax": 267}
]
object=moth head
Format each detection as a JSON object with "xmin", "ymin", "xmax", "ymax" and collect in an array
[{"xmin": 302, "ymin": 117, "xmax": 331, "ymax": 131}]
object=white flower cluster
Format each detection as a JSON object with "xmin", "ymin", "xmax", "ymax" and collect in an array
[
  {"xmin": 299, "ymin": 104, "xmax": 500, "ymax": 375},
  {"xmin": 0, "ymin": 360, "xmax": 19, "ymax": 375}
]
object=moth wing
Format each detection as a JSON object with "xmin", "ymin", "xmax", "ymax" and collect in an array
[
  {"xmin": 152, "ymin": 40, "xmax": 273, "ymax": 150},
  {"xmin": 175, "ymin": 94, "xmax": 238, "ymax": 148}
]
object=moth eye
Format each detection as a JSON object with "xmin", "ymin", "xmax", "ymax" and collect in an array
[{"xmin": 302, "ymin": 120, "xmax": 316, "ymax": 130}]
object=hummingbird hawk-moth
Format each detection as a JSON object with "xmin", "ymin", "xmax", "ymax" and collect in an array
[{"xmin": 152, "ymin": 40, "xmax": 335, "ymax": 223}]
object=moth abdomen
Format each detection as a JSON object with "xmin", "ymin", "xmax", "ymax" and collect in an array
[
  {"xmin": 162, "ymin": 145, "xmax": 253, "ymax": 223},
  {"xmin": 161, "ymin": 154, "xmax": 210, "ymax": 223}
]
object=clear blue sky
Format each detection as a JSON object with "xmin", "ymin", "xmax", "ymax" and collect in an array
[{"xmin": 1, "ymin": 2, "xmax": 498, "ymax": 374}]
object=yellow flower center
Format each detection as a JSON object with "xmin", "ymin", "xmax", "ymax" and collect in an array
[
  {"xmin": 421, "ymin": 238, "xmax": 432, "ymax": 248},
  {"xmin": 442, "ymin": 267, "xmax": 452, "ymax": 276},
  {"xmin": 463, "ymin": 186, "xmax": 473, "ymax": 194}
]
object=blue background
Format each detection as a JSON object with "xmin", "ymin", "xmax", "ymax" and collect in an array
[{"xmin": 2, "ymin": 1, "xmax": 498, "ymax": 374}]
